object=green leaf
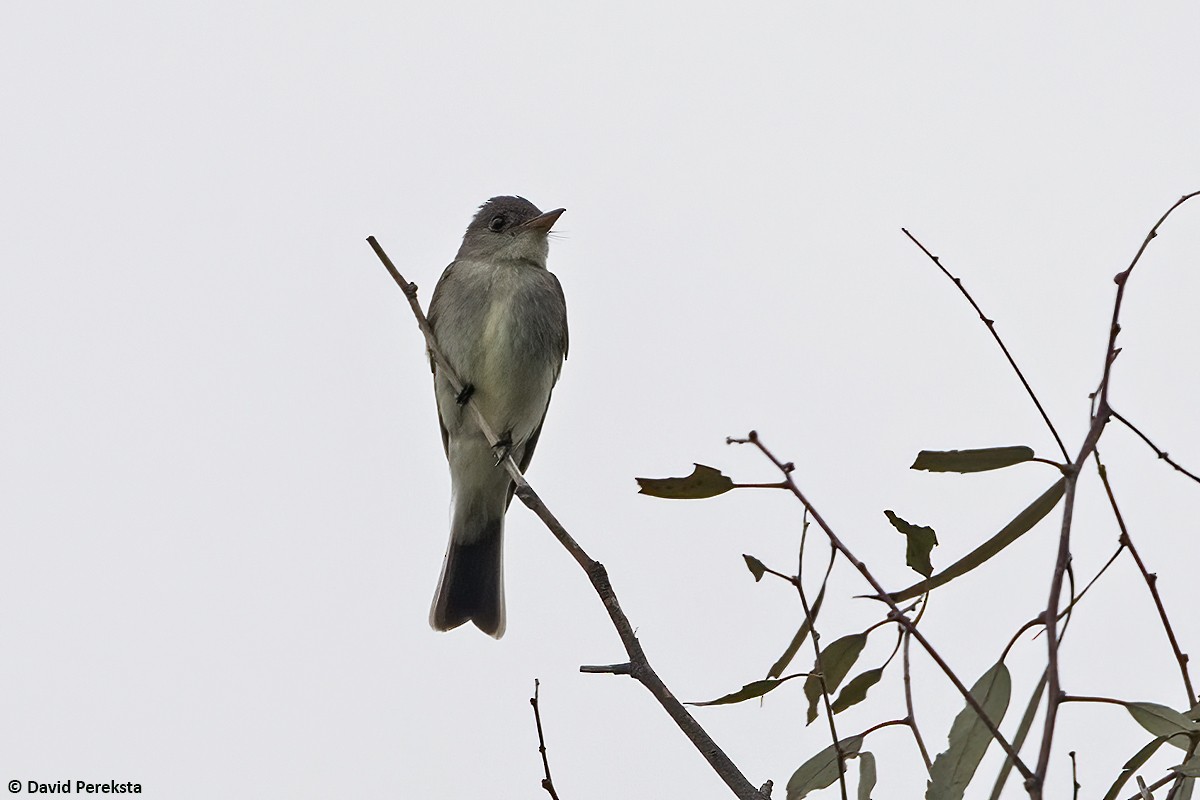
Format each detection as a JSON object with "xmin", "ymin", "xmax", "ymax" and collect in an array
[
  {"xmin": 743, "ymin": 554, "xmax": 767, "ymax": 582},
  {"xmin": 1126, "ymin": 702, "xmax": 1200, "ymax": 749},
  {"xmin": 786, "ymin": 736, "xmax": 863, "ymax": 800},
  {"xmin": 689, "ymin": 678, "xmax": 790, "ymax": 707},
  {"xmin": 804, "ymin": 633, "xmax": 869, "ymax": 725},
  {"xmin": 635, "ymin": 463, "xmax": 734, "ymax": 499},
  {"xmin": 885, "ymin": 510, "xmax": 939, "ymax": 577},
  {"xmin": 1175, "ymin": 753, "xmax": 1200, "ymax": 777},
  {"xmin": 1103, "ymin": 738, "xmax": 1168, "ymax": 800},
  {"xmin": 858, "ymin": 751, "xmax": 877, "ymax": 800},
  {"xmin": 768, "ymin": 582, "xmax": 827, "ymax": 679},
  {"xmin": 927, "ymin": 662, "xmax": 1012, "ymax": 800},
  {"xmin": 1178, "ymin": 776, "xmax": 1195, "ymax": 800},
  {"xmin": 911, "ymin": 446, "xmax": 1036, "ymax": 473},
  {"xmin": 988, "ymin": 669, "xmax": 1047, "ymax": 800},
  {"xmin": 890, "ymin": 480, "xmax": 1065, "ymax": 603},
  {"xmin": 832, "ymin": 668, "xmax": 884, "ymax": 714}
]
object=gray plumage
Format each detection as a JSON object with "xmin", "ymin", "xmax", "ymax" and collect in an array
[{"xmin": 427, "ymin": 196, "xmax": 569, "ymax": 638}]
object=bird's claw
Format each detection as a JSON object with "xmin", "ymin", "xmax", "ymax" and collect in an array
[{"xmin": 492, "ymin": 433, "xmax": 513, "ymax": 466}]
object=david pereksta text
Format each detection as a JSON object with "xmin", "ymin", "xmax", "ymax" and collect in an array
[{"xmin": 19, "ymin": 780, "xmax": 142, "ymax": 794}]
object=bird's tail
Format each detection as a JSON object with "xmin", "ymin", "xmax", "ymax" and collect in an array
[{"xmin": 429, "ymin": 514, "xmax": 506, "ymax": 638}]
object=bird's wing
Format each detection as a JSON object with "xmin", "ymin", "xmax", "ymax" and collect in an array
[
  {"xmin": 505, "ymin": 396, "xmax": 552, "ymax": 509},
  {"xmin": 437, "ymin": 399, "xmax": 450, "ymax": 458},
  {"xmin": 427, "ymin": 262, "xmax": 458, "ymax": 457}
]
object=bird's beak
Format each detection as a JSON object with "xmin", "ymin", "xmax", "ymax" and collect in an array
[{"xmin": 520, "ymin": 208, "xmax": 565, "ymax": 233}]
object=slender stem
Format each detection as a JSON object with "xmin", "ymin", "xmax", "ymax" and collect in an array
[
  {"xmin": 1099, "ymin": 191, "xmax": 1200, "ymax": 409},
  {"xmin": 856, "ymin": 718, "xmax": 912, "ymax": 738},
  {"xmin": 1125, "ymin": 772, "xmax": 1184, "ymax": 800},
  {"xmin": 901, "ymin": 228, "xmax": 1070, "ymax": 462},
  {"xmin": 1033, "ymin": 412, "xmax": 1108, "ymax": 795},
  {"xmin": 903, "ymin": 631, "xmax": 933, "ymax": 773},
  {"xmin": 1164, "ymin": 739, "xmax": 1199, "ymax": 800},
  {"xmin": 989, "ymin": 669, "xmax": 1049, "ymax": 800},
  {"xmin": 1032, "ymin": 191, "xmax": 1200, "ymax": 797},
  {"xmin": 530, "ymin": 680, "xmax": 562, "ymax": 800},
  {"xmin": 1093, "ymin": 452, "xmax": 1196, "ymax": 707},
  {"xmin": 792, "ymin": 527, "xmax": 849, "ymax": 800},
  {"xmin": 1058, "ymin": 541, "xmax": 1124, "ymax": 621},
  {"xmin": 732, "ymin": 481, "xmax": 792, "ymax": 490},
  {"xmin": 369, "ymin": 237, "xmax": 766, "ymax": 800},
  {"xmin": 737, "ymin": 432, "xmax": 1034, "ymax": 782},
  {"xmin": 1110, "ymin": 409, "xmax": 1200, "ymax": 485},
  {"xmin": 1059, "ymin": 694, "xmax": 1129, "ymax": 707}
]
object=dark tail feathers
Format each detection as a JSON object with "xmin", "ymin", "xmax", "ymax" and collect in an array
[{"xmin": 429, "ymin": 519, "xmax": 505, "ymax": 638}]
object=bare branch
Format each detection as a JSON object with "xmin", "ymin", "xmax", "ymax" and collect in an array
[
  {"xmin": 368, "ymin": 236, "xmax": 767, "ymax": 800},
  {"xmin": 530, "ymin": 680, "xmax": 562, "ymax": 800},
  {"xmin": 791, "ymin": 511, "xmax": 849, "ymax": 800},
  {"xmin": 902, "ymin": 630, "xmax": 933, "ymax": 773},
  {"xmin": 1096, "ymin": 453, "xmax": 1197, "ymax": 707},
  {"xmin": 1110, "ymin": 409, "xmax": 1200, "ymax": 485},
  {"xmin": 901, "ymin": 227, "xmax": 1070, "ymax": 462},
  {"xmin": 1033, "ymin": 192, "xmax": 1200, "ymax": 796}
]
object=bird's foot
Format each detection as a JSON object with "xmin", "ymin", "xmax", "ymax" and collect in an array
[
  {"xmin": 456, "ymin": 383, "xmax": 475, "ymax": 405},
  {"xmin": 492, "ymin": 432, "xmax": 513, "ymax": 466}
]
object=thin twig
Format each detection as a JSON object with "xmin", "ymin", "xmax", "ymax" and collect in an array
[
  {"xmin": 989, "ymin": 669, "xmax": 1049, "ymax": 800},
  {"xmin": 901, "ymin": 228, "xmax": 1070, "ymax": 462},
  {"xmin": 1125, "ymin": 773, "xmax": 1182, "ymax": 800},
  {"xmin": 1097, "ymin": 454, "xmax": 1197, "ymax": 707},
  {"xmin": 731, "ymin": 431, "xmax": 1035, "ymax": 782},
  {"xmin": 1099, "ymin": 191, "xmax": 1200, "ymax": 410},
  {"xmin": 1033, "ymin": 380, "xmax": 1109, "ymax": 796},
  {"xmin": 1110, "ymin": 409, "xmax": 1200, "ymax": 485},
  {"xmin": 531, "ymin": 680, "xmax": 562, "ymax": 800},
  {"xmin": 792, "ymin": 520, "xmax": 849, "ymax": 800},
  {"xmin": 902, "ymin": 629, "xmax": 933, "ymax": 773},
  {"xmin": 1032, "ymin": 191, "xmax": 1200, "ymax": 798},
  {"xmin": 1069, "ymin": 751, "xmax": 1080, "ymax": 800},
  {"xmin": 368, "ymin": 236, "xmax": 766, "ymax": 800},
  {"xmin": 1164, "ymin": 739, "xmax": 1199, "ymax": 800}
]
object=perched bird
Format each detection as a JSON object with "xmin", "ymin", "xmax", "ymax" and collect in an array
[{"xmin": 426, "ymin": 196, "xmax": 569, "ymax": 638}]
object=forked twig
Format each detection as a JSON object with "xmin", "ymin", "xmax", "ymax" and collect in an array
[
  {"xmin": 730, "ymin": 431, "xmax": 1034, "ymax": 782},
  {"xmin": 1034, "ymin": 191, "xmax": 1200, "ymax": 796}
]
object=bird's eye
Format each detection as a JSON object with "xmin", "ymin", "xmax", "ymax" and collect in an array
[{"xmin": 488, "ymin": 215, "xmax": 505, "ymax": 232}]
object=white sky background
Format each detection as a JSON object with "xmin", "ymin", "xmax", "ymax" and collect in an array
[{"xmin": 3, "ymin": 3, "xmax": 1199, "ymax": 798}]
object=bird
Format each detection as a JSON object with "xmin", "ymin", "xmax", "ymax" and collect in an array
[{"xmin": 426, "ymin": 196, "xmax": 569, "ymax": 638}]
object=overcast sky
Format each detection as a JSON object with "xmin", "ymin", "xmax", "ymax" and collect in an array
[{"xmin": 4, "ymin": 3, "xmax": 1199, "ymax": 798}]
